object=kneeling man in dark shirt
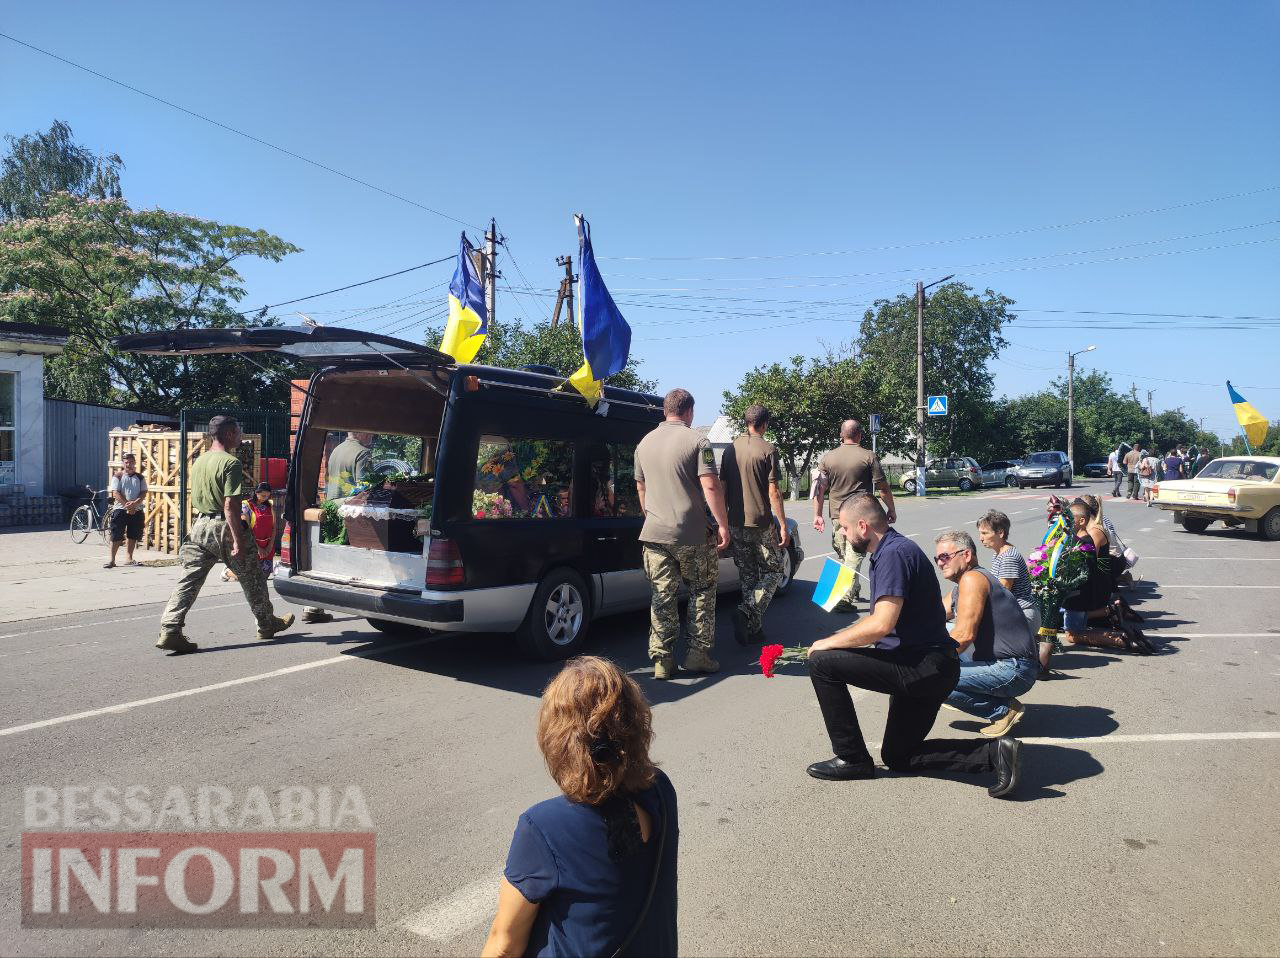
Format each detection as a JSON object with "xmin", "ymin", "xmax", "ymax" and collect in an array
[{"xmin": 806, "ymin": 494, "xmax": 1023, "ymax": 798}]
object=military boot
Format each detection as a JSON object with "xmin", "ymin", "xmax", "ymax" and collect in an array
[
  {"xmin": 155, "ymin": 634, "xmax": 198, "ymax": 654},
  {"xmin": 256, "ymin": 613, "xmax": 296, "ymax": 642},
  {"xmin": 681, "ymin": 649, "xmax": 720, "ymax": 674},
  {"xmin": 652, "ymin": 656, "xmax": 676, "ymax": 680}
]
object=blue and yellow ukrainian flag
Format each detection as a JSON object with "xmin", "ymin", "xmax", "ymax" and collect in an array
[
  {"xmin": 812, "ymin": 557, "xmax": 857, "ymax": 612},
  {"xmin": 567, "ymin": 216, "xmax": 632, "ymax": 406},
  {"xmin": 439, "ymin": 233, "xmax": 488, "ymax": 364},
  {"xmin": 1228, "ymin": 381, "xmax": 1268, "ymax": 452}
]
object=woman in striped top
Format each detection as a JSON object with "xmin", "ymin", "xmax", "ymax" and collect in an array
[{"xmin": 976, "ymin": 510, "xmax": 1052, "ymax": 676}]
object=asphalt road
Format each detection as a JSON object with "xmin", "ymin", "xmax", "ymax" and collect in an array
[{"xmin": 2, "ymin": 477, "xmax": 1278, "ymax": 956}]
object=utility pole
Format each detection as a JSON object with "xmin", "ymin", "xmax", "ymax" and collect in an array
[
  {"xmin": 915, "ymin": 282, "xmax": 925, "ymax": 496},
  {"xmin": 1066, "ymin": 345, "xmax": 1096, "ymax": 476},
  {"xmin": 1147, "ymin": 390, "xmax": 1156, "ymax": 449},
  {"xmin": 914, "ymin": 274, "xmax": 954, "ymax": 496},
  {"xmin": 551, "ymin": 255, "xmax": 576, "ymax": 329},
  {"xmin": 484, "ymin": 218, "xmax": 500, "ymax": 333},
  {"xmin": 1130, "ymin": 383, "xmax": 1139, "ymax": 403}
]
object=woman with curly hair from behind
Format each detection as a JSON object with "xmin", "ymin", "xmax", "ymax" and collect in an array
[{"xmin": 482, "ymin": 656, "xmax": 678, "ymax": 958}]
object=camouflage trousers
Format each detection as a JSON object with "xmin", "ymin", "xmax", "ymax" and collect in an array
[
  {"xmin": 641, "ymin": 542, "xmax": 718, "ymax": 661},
  {"xmin": 159, "ymin": 516, "xmax": 277, "ymax": 640},
  {"xmin": 830, "ymin": 525, "xmax": 866, "ymax": 604},
  {"xmin": 730, "ymin": 525, "xmax": 784, "ymax": 632}
]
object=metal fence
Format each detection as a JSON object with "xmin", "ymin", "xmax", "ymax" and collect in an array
[
  {"xmin": 178, "ymin": 406, "xmax": 291, "ymax": 460},
  {"xmin": 44, "ymin": 400, "xmax": 176, "ymax": 494}
]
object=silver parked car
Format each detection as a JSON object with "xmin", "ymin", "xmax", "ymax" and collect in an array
[{"xmin": 979, "ymin": 459, "xmax": 1023, "ymax": 488}]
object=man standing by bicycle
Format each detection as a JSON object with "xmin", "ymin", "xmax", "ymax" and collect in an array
[
  {"xmin": 105, "ymin": 452, "xmax": 147, "ymax": 569},
  {"xmin": 156, "ymin": 416, "xmax": 294, "ymax": 654}
]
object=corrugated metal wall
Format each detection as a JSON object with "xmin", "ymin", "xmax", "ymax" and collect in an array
[{"xmin": 44, "ymin": 400, "xmax": 176, "ymax": 494}]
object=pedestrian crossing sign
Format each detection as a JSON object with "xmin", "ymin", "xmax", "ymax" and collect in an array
[{"xmin": 927, "ymin": 395, "xmax": 948, "ymax": 416}]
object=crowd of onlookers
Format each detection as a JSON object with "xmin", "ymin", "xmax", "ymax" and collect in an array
[{"xmin": 1109, "ymin": 440, "xmax": 1208, "ymax": 505}]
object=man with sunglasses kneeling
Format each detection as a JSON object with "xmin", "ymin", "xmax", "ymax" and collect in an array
[
  {"xmin": 805, "ymin": 494, "xmax": 1023, "ymax": 799},
  {"xmin": 936, "ymin": 529, "xmax": 1040, "ymax": 738}
]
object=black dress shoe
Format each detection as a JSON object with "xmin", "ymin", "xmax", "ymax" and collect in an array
[
  {"xmin": 750, "ymin": 625, "xmax": 768, "ymax": 646},
  {"xmin": 806, "ymin": 757, "xmax": 877, "ymax": 781},
  {"xmin": 988, "ymin": 737, "xmax": 1023, "ymax": 798},
  {"xmin": 732, "ymin": 609, "xmax": 750, "ymax": 647}
]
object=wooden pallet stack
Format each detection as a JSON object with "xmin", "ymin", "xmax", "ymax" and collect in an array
[{"xmin": 108, "ymin": 427, "xmax": 261, "ymax": 554}]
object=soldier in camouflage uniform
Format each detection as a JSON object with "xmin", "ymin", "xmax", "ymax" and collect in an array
[
  {"xmin": 157, "ymin": 416, "xmax": 294, "ymax": 653},
  {"xmin": 812, "ymin": 419, "xmax": 896, "ymax": 613},
  {"xmin": 634, "ymin": 388, "xmax": 732, "ymax": 679},
  {"xmin": 720, "ymin": 404, "xmax": 790, "ymax": 644}
]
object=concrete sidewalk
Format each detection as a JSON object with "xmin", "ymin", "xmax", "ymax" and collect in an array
[{"xmin": 0, "ymin": 526, "xmax": 241, "ymax": 624}]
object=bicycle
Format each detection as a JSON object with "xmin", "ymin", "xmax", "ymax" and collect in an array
[{"xmin": 69, "ymin": 486, "xmax": 111, "ymax": 544}]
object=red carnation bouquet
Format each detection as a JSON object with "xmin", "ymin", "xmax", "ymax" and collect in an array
[{"xmin": 758, "ymin": 643, "xmax": 810, "ymax": 678}]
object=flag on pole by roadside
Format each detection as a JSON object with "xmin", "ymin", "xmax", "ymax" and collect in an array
[
  {"xmin": 439, "ymin": 233, "xmax": 488, "ymax": 364},
  {"xmin": 1227, "ymin": 381, "xmax": 1268, "ymax": 452},
  {"xmin": 811, "ymin": 557, "xmax": 857, "ymax": 612},
  {"xmin": 567, "ymin": 216, "xmax": 631, "ymax": 406}
]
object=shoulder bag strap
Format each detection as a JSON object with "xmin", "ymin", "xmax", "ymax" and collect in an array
[{"xmin": 610, "ymin": 787, "xmax": 668, "ymax": 958}]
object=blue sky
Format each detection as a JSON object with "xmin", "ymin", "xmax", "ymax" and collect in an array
[{"xmin": 3, "ymin": 2, "xmax": 1277, "ymax": 440}]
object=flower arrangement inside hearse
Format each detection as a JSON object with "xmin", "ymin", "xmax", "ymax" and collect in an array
[{"xmin": 337, "ymin": 472, "xmax": 434, "ymax": 553}]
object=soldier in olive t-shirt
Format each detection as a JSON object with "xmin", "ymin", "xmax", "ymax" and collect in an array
[
  {"xmin": 633, "ymin": 389, "xmax": 731, "ymax": 679},
  {"xmin": 158, "ymin": 416, "xmax": 292, "ymax": 654},
  {"xmin": 813, "ymin": 419, "xmax": 895, "ymax": 610},
  {"xmin": 720, "ymin": 404, "xmax": 790, "ymax": 644}
]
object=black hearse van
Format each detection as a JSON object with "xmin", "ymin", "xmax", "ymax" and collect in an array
[{"xmin": 118, "ymin": 326, "xmax": 802, "ymax": 658}]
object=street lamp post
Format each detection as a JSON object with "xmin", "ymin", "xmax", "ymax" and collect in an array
[{"xmin": 1066, "ymin": 344, "xmax": 1097, "ymax": 477}]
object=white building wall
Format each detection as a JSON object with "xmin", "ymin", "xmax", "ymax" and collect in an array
[{"xmin": 0, "ymin": 353, "xmax": 48, "ymax": 495}]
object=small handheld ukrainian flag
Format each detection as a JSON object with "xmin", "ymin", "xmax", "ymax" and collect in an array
[
  {"xmin": 1228, "ymin": 381, "xmax": 1268, "ymax": 452},
  {"xmin": 439, "ymin": 233, "xmax": 488, "ymax": 364},
  {"xmin": 812, "ymin": 557, "xmax": 857, "ymax": 612},
  {"xmin": 567, "ymin": 215, "xmax": 632, "ymax": 406}
]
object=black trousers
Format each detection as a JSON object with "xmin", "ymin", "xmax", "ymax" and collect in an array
[{"xmin": 809, "ymin": 645, "xmax": 996, "ymax": 774}]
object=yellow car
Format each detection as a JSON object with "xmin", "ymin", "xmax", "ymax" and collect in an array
[{"xmin": 1152, "ymin": 456, "xmax": 1280, "ymax": 540}]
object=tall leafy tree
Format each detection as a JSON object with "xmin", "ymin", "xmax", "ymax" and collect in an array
[
  {"xmin": 423, "ymin": 317, "xmax": 654, "ymax": 392},
  {"xmin": 0, "ymin": 193, "xmax": 300, "ymax": 408},
  {"xmin": 853, "ymin": 283, "xmax": 1012, "ymax": 461},
  {"xmin": 0, "ymin": 120, "xmax": 122, "ymax": 220},
  {"xmin": 721, "ymin": 350, "xmax": 864, "ymax": 496}
]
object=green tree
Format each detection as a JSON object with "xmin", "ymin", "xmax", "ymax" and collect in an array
[
  {"xmin": 721, "ymin": 350, "xmax": 863, "ymax": 496},
  {"xmin": 0, "ymin": 193, "xmax": 300, "ymax": 408},
  {"xmin": 853, "ymin": 283, "xmax": 1012, "ymax": 461},
  {"xmin": 422, "ymin": 317, "xmax": 655, "ymax": 392},
  {"xmin": 0, "ymin": 120, "xmax": 122, "ymax": 220}
]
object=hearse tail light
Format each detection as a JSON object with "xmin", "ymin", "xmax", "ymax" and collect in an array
[
  {"xmin": 1227, "ymin": 486, "xmax": 1237, "ymax": 503},
  {"xmin": 426, "ymin": 537, "xmax": 464, "ymax": 588},
  {"xmin": 279, "ymin": 522, "xmax": 292, "ymax": 564},
  {"xmin": 1152, "ymin": 483, "xmax": 1159, "ymax": 498}
]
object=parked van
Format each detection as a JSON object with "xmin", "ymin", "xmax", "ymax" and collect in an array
[{"xmin": 118, "ymin": 326, "xmax": 803, "ymax": 659}]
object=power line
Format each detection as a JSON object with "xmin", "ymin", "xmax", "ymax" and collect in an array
[
  {"xmin": 499, "ymin": 240, "xmax": 552, "ymax": 322},
  {"xmin": 599, "ymin": 185, "xmax": 1280, "ymax": 261},
  {"xmin": 244, "ymin": 255, "xmax": 453, "ymax": 315},
  {"xmin": 0, "ymin": 32, "xmax": 480, "ymax": 230}
]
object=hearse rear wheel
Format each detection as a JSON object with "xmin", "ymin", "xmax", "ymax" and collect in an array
[
  {"xmin": 1181, "ymin": 516, "xmax": 1212, "ymax": 534},
  {"xmin": 518, "ymin": 568, "xmax": 591, "ymax": 660},
  {"xmin": 776, "ymin": 543, "xmax": 798, "ymax": 596}
]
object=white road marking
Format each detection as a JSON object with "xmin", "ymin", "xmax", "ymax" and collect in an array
[
  {"xmin": 0, "ymin": 600, "xmax": 246, "ymax": 640},
  {"xmin": 932, "ymin": 525, "xmax": 950, "ymax": 531},
  {"xmin": 871, "ymin": 731, "xmax": 1280, "ymax": 749},
  {"xmin": 799, "ymin": 551, "xmax": 835, "ymax": 565},
  {"xmin": 1137, "ymin": 557, "xmax": 1280, "ymax": 561},
  {"xmin": 1158, "ymin": 585, "xmax": 1280, "ymax": 589},
  {"xmin": 400, "ymin": 877, "xmax": 495, "ymax": 941},
  {"xmin": 1138, "ymin": 527, "xmax": 1153, "ymax": 532},
  {"xmin": 1020, "ymin": 732, "xmax": 1280, "ymax": 745},
  {"xmin": 1165, "ymin": 633, "xmax": 1279, "ymax": 638},
  {"xmin": 0, "ymin": 634, "xmax": 436, "ymax": 738}
]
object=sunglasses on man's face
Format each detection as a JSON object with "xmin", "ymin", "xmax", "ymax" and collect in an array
[{"xmin": 934, "ymin": 550, "xmax": 966, "ymax": 566}]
